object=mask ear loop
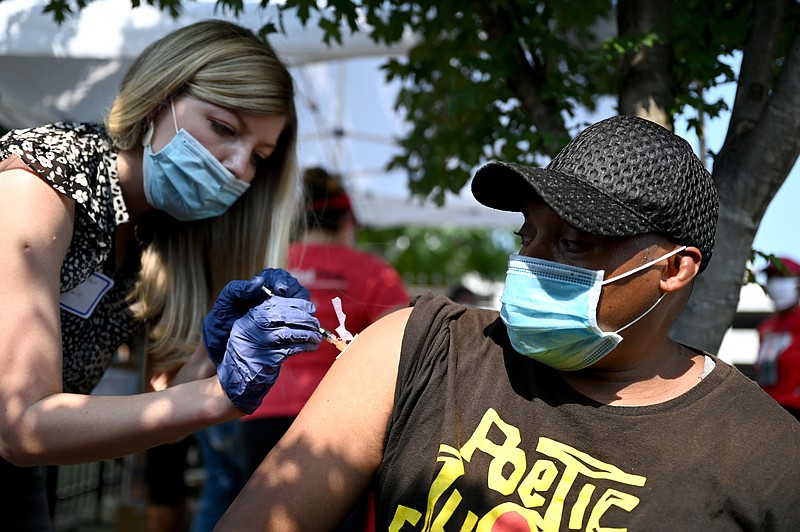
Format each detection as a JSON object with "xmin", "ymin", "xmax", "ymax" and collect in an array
[
  {"xmin": 614, "ymin": 293, "xmax": 667, "ymax": 334},
  {"xmin": 142, "ymin": 100, "xmax": 180, "ymax": 147},
  {"xmin": 607, "ymin": 245, "xmax": 687, "ymax": 334},
  {"xmin": 602, "ymin": 246, "xmax": 687, "ymax": 286}
]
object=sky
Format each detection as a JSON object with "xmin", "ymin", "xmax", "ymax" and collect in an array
[
  {"xmin": 755, "ymin": 167, "xmax": 800, "ymax": 260},
  {"xmin": 754, "ymin": 171, "xmax": 800, "ymax": 263}
]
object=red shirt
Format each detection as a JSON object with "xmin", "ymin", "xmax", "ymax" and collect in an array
[
  {"xmin": 757, "ymin": 304, "xmax": 800, "ymax": 410},
  {"xmin": 246, "ymin": 243, "xmax": 410, "ymax": 418}
]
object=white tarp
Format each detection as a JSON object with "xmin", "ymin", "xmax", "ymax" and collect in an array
[
  {"xmin": 0, "ymin": 0, "xmax": 413, "ymax": 124},
  {"xmin": 0, "ymin": 0, "xmax": 520, "ymax": 228}
]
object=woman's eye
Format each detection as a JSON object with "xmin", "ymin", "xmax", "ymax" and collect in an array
[
  {"xmin": 211, "ymin": 120, "xmax": 235, "ymax": 136},
  {"xmin": 251, "ymin": 152, "xmax": 268, "ymax": 165}
]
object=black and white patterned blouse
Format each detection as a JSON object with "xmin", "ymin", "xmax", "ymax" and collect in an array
[{"xmin": 0, "ymin": 122, "xmax": 141, "ymax": 394}]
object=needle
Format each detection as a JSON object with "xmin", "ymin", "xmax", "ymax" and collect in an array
[
  {"xmin": 261, "ymin": 285, "xmax": 348, "ymax": 352},
  {"xmin": 318, "ymin": 327, "xmax": 349, "ymax": 352}
]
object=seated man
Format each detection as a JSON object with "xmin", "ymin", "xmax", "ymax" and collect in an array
[{"xmin": 218, "ymin": 115, "xmax": 800, "ymax": 531}]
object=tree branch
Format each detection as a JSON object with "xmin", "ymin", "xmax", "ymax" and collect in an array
[
  {"xmin": 473, "ymin": 2, "xmax": 568, "ymax": 155},
  {"xmin": 715, "ymin": 0, "xmax": 798, "ymax": 220},
  {"xmin": 616, "ymin": 0, "xmax": 674, "ymax": 128},
  {"xmin": 722, "ymin": 0, "xmax": 787, "ymax": 147}
]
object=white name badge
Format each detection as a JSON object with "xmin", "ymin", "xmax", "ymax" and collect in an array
[{"xmin": 60, "ymin": 272, "xmax": 115, "ymax": 319}]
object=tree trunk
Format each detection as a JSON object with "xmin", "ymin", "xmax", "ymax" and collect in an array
[{"xmin": 672, "ymin": 0, "xmax": 800, "ymax": 353}]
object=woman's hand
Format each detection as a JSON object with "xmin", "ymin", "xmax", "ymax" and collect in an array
[
  {"xmin": 202, "ymin": 269, "xmax": 311, "ymax": 366},
  {"xmin": 217, "ymin": 296, "xmax": 322, "ymax": 414}
]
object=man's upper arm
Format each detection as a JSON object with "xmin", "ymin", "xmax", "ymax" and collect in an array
[{"xmin": 219, "ymin": 307, "xmax": 412, "ymax": 531}]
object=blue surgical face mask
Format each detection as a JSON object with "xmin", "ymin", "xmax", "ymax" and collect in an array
[
  {"xmin": 142, "ymin": 101, "xmax": 250, "ymax": 221},
  {"xmin": 500, "ymin": 246, "xmax": 687, "ymax": 371}
]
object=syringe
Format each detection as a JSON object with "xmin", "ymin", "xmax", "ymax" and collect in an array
[
  {"xmin": 317, "ymin": 327, "xmax": 349, "ymax": 352},
  {"xmin": 261, "ymin": 285, "xmax": 348, "ymax": 352}
]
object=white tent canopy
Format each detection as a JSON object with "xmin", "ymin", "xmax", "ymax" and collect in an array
[{"xmin": 0, "ymin": 0, "xmax": 520, "ymax": 228}]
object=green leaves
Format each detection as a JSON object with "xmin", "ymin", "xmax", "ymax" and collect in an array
[
  {"xmin": 42, "ymin": 0, "xmax": 86, "ymax": 24},
  {"xmin": 31, "ymin": 0, "xmax": 794, "ymax": 217},
  {"xmin": 747, "ymin": 250, "xmax": 793, "ymax": 292}
]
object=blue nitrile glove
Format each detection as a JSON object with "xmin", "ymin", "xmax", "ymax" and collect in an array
[
  {"xmin": 217, "ymin": 296, "xmax": 322, "ymax": 414},
  {"xmin": 202, "ymin": 269, "xmax": 311, "ymax": 366}
]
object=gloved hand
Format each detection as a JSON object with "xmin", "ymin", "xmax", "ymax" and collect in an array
[
  {"xmin": 202, "ymin": 269, "xmax": 311, "ymax": 366},
  {"xmin": 217, "ymin": 296, "xmax": 322, "ymax": 414}
]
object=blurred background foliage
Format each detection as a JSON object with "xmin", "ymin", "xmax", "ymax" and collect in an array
[{"xmin": 355, "ymin": 225, "xmax": 517, "ymax": 286}]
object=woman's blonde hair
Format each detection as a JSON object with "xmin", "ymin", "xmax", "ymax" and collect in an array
[{"xmin": 106, "ymin": 20, "xmax": 300, "ymax": 372}]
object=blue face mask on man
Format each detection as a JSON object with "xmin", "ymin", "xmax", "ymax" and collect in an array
[
  {"xmin": 142, "ymin": 101, "xmax": 250, "ymax": 221},
  {"xmin": 500, "ymin": 246, "xmax": 686, "ymax": 371}
]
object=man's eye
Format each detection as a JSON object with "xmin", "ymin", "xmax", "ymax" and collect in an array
[
  {"xmin": 513, "ymin": 231, "xmax": 532, "ymax": 246},
  {"xmin": 561, "ymin": 239, "xmax": 587, "ymax": 253}
]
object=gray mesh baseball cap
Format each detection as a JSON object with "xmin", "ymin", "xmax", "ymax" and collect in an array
[{"xmin": 471, "ymin": 115, "xmax": 719, "ymax": 272}]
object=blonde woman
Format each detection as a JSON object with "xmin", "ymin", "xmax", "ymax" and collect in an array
[{"xmin": 0, "ymin": 20, "xmax": 321, "ymax": 529}]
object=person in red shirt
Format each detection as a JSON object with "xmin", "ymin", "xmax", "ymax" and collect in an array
[
  {"xmin": 240, "ymin": 167, "xmax": 410, "ymax": 529},
  {"xmin": 756, "ymin": 256, "xmax": 800, "ymax": 422}
]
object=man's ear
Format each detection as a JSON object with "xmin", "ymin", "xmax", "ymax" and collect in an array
[{"xmin": 660, "ymin": 246, "xmax": 701, "ymax": 293}]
